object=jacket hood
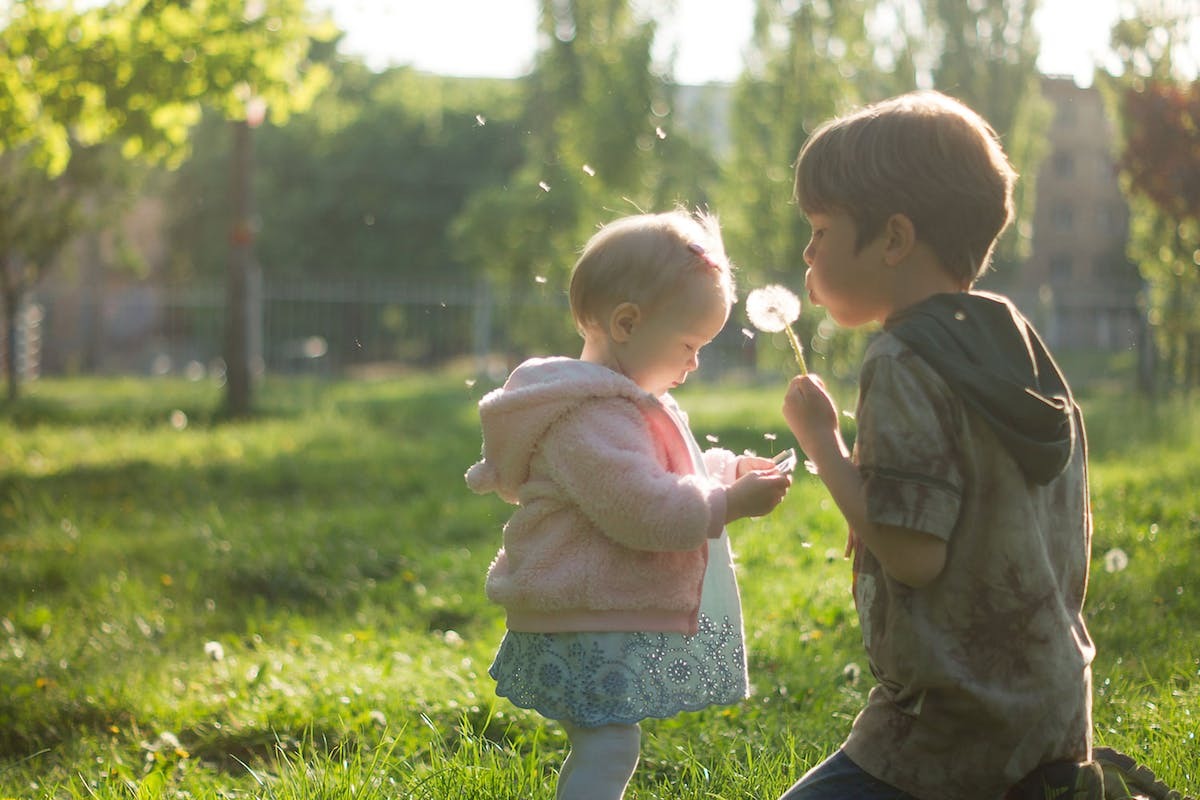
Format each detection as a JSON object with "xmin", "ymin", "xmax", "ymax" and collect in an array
[
  {"xmin": 885, "ymin": 292, "xmax": 1078, "ymax": 485},
  {"xmin": 465, "ymin": 357, "xmax": 662, "ymax": 502}
]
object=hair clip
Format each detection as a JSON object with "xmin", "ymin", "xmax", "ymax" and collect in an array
[{"xmin": 687, "ymin": 242, "xmax": 722, "ymax": 271}]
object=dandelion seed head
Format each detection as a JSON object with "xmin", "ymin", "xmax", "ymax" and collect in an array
[
  {"xmin": 203, "ymin": 641, "xmax": 224, "ymax": 661},
  {"xmin": 843, "ymin": 662, "xmax": 862, "ymax": 683},
  {"xmin": 746, "ymin": 285, "xmax": 801, "ymax": 333},
  {"xmin": 1104, "ymin": 547, "xmax": 1129, "ymax": 573},
  {"xmin": 169, "ymin": 410, "xmax": 188, "ymax": 430}
]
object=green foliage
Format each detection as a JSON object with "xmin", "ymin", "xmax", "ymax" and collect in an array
[
  {"xmin": 164, "ymin": 65, "xmax": 526, "ymax": 283},
  {"xmin": 0, "ymin": 0, "xmax": 335, "ymax": 402},
  {"xmin": 0, "ymin": 0, "xmax": 334, "ymax": 176},
  {"xmin": 717, "ymin": 0, "xmax": 889, "ymax": 381},
  {"xmin": 452, "ymin": 0, "xmax": 723, "ymax": 360},
  {"xmin": 1104, "ymin": 4, "xmax": 1200, "ymax": 393},
  {"xmin": 910, "ymin": 0, "xmax": 1050, "ymax": 279},
  {"xmin": 0, "ymin": 374, "xmax": 1197, "ymax": 798}
]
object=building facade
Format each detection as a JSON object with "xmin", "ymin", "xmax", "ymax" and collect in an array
[{"xmin": 1013, "ymin": 76, "xmax": 1145, "ymax": 351}]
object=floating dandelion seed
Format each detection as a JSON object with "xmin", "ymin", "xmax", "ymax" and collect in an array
[
  {"xmin": 763, "ymin": 432, "xmax": 777, "ymax": 441},
  {"xmin": 746, "ymin": 285, "xmax": 807, "ymax": 374},
  {"xmin": 538, "ymin": 180, "xmax": 551, "ymax": 192},
  {"xmin": 741, "ymin": 327, "xmax": 755, "ymax": 340},
  {"xmin": 705, "ymin": 434, "xmax": 719, "ymax": 443},
  {"xmin": 475, "ymin": 114, "xmax": 486, "ymax": 126},
  {"xmin": 465, "ymin": 378, "xmax": 477, "ymax": 388},
  {"xmin": 1104, "ymin": 547, "xmax": 1129, "ymax": 573},
  {"xmin": 582, "ymin": 164, "xmax": 595, "ymax": 176},
  {"xmin": 655, "ymin": 126, "xmax": 667, "ymax": 140},
  {"xmin": 804, "ymin": 460, "xmax": 819, "ymax": 475},
  {"xmin": 534, "ymin": 275, "xmax": 547, "ymax": 284}
]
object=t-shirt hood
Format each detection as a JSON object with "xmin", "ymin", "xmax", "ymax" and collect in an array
[{"xmin": 884, "ymin": 291, "xmax": 1078, "ymax": 485}]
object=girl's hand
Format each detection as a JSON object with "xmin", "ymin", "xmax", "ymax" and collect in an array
[
  {"xmin": 735, "ymin": 454, "xmax": 776, "ymax": 478},
  {"xmin": 782, "ymin": 374, "xmax": 841, "ymax": 461},
  {"xmin": 725, "ymin": 469, "xmax": 791, "ymax": 522}
]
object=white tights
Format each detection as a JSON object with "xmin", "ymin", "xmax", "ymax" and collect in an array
[{"xmin": 555, "ymin": 721, "xmax": 641, "ymax": 800}]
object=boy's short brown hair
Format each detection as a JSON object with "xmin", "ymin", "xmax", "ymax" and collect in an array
[{"xmin": 794, "ymin": 91, "xmax": 1017, "ymax": 286}]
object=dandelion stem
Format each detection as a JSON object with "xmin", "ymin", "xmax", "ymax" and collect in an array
[{"xmin": 783, "ymin": 325, "xmax": 808, "ymax": 375}]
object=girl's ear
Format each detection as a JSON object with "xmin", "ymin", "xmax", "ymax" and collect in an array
[
  {"xmin": 609, "ymin": 302, "xmax": 641, "ymax": 342},
  {"xmin": 882, "ymin": 213, "xmax": 917, "ymax": 266}
]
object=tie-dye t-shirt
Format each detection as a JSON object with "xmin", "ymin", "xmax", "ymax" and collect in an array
[{"xmin": 841, "ymin": 333, "xmax": 1095, "ymax": 800}]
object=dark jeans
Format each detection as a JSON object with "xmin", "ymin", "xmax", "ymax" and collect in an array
[{"xmin": 779, "ymin": 749, "xmax": 921, "ymax": 800}]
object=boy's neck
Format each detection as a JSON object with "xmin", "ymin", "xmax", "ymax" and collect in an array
[{"xmin": 885, "ymin": 249, "xmax": 969, "ymax": 321}]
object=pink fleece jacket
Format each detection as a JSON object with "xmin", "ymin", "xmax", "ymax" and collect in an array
[{"xmin": 465, "ymin": 357, "xmax": 738, "ymax": 636}]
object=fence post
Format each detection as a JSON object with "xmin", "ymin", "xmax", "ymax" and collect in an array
[{"xmin": 473, "ymin": 281, "xmax": 493, "ymax": 376}]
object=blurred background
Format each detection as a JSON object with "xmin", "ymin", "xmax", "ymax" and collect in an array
[{"xmin": 2, "ymin": 0, "xmax": 1198, "ymax": 415}]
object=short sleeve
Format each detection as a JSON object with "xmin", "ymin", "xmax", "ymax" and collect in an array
[{"xmin": 856, "ymin": 347, "xmax": 964, "ymax": 541}]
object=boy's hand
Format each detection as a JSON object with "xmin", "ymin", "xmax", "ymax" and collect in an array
[
  {"xmin": 724, "ymin": 469, "xmax": 791, "ymax": 522},
  {"xmin": 782, "ymin": 374, "xmax": 842, "ymax": 461}
]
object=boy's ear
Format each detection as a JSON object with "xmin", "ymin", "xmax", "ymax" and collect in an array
[
  {"xmin": 882, "ymin": 213, "xmax": 917, "ymax": 266},
  {"xmin": 609, "ymin": 302, "xmax": 641, "ymax": 342}
]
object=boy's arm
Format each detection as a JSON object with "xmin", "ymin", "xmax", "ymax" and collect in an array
[{"xmin": 784, "ymin": 374, "xmax": 947, "ymax": 588}]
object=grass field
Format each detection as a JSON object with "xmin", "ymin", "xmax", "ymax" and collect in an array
[{"xmin": 0, "ymin": 369, "xmax": 1197, "ymax": 798}]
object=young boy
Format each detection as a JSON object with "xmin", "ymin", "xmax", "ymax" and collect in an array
[{"xmin": 778, "ymin": 91, "xmax": 1100, "ymax": 800}]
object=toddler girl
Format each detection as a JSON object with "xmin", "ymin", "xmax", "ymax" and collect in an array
[{"xmin": 466, "ymin": 209, "xmax": 792, "ymax": 799}]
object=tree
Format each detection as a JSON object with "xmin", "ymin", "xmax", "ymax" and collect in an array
[
  {"xmin": 1104, "ymin": 0, "xmax": 1200, "ymax": 393},
  {"xmin": 452, "ymin": 0, "xmax": 681, "ymax": 361},
  {"xmin": 1115, "ymin": 80, "xmax": 1200, "ymax": 391},
  {"xmin": 911, "ymin": 0, "xmax": 1050, "ymax": 283},
  {"xmin": 717, "ymin": 0, "xmax": 880, "ymax": 378},
  {"xmin": 0, "ymin": 0, "xmax": 332, "ymax": 407}
]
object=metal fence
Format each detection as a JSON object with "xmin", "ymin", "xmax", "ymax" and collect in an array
[
  {"xmin": 26, "ymin": 278, "xmax": 759, "ymax": 382},
  {"xmin": 27, "ymin": 278, "xmax": 494, "ymax": 378}
]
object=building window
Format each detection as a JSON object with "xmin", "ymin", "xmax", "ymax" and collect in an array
[
  {"xmin": 1050, "ymin": 254, "xmax": 1073, "ymax": 283},
  {"xmin": 1052, "ymin": 152, "xmax": 1074, "ymax": 177},
  {"xmin": 1051, "ymin": 204, "xmax": 1074, "ymax": 231}
]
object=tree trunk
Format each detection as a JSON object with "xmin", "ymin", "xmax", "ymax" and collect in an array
[
  {"xmin": 1, "ymin": 257, "xmax": 20, "ymax": 403},
  {"xmin": 2, "ymin": 285, "xmax": 18, "ymax": 404},
  {"xmin": 224, "ymin": 119, "xmax": 256, "ymax": 417}
]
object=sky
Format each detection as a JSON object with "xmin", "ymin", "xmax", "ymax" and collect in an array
[{"xmin": 313, "ymin": 0, "xmax": 1125, "ymax": 88}]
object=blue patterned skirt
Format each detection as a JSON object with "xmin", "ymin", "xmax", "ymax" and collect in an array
[
  {"xmin": 489, "ymin": 612, "xmax": 746, "ymax": 726},
  {"xmin": 491, "ymin": 531, "xmax": 749, "ymax": 727}
]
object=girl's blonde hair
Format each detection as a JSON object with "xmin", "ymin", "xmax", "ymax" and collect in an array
[{"xmin": 569, "ymin": 208, "xmax": 737, "ymax": 334}]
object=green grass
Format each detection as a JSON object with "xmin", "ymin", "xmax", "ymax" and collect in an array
[{"xmin": 0, "ymin": 371, "xmax": 1196, "ymax": 798}]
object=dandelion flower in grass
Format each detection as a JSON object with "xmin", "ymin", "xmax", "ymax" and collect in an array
[
  {"xmin": 746, "ymin": 284, "xmax": 807, "ymax": 374},
  {"xmin": 1104, "ymin": 547, "xmax": 1129, "ymax": 573}
]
